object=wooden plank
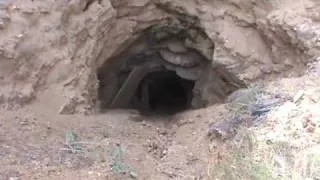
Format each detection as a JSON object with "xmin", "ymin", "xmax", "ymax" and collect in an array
[{"xmin": 110, "ymin": 63, "xmax": 161, "ymax": 108}]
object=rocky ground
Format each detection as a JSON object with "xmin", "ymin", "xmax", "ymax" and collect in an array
[{"xmin": 0, "ymin": 0, "xmax": 319, "ymax": 180}]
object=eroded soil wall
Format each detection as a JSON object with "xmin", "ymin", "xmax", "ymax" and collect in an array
[{"xmin": 0, "ymin": 0, "xmax": 319, "ymax": 113}]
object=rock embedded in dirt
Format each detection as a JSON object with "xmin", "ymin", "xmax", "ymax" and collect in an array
[
  {"xmin": 159, "ymin": 49, "xmax": 201, "ymax": 68},
  {"xmin": 129, "ymin": 171, "xmax": 138, "ymax": 179},
  {"xmin": 166, "ymin": 40, "xmax": 188, "ymax": 53},
  {"xmin": 0, "ymin": 11, "xmax": 9, "ymax": 29},
  {"xmin": 8, "ymin": 177, "xmax": 20, "ymax": 180},
  {"xmin": 207, "ymin": 117, "xmax": 243, "ymax": 140}
]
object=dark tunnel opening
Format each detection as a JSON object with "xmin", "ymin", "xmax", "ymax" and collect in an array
[
  {"xmin": 130, "ymin": 70, "xmax": 195, "ymax": 115},
  {"xmin": 96, "ymin": 19, "xmax": 247, "ymax": 116}
]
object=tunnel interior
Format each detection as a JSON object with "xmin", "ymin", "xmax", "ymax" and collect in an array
[
  {"xmin": 96, "ymin": 18, "xmax": 246, "ymax": 115},
  {"xmin": 131, "ymin": 70, "xmax": 195, "ymax": 115}
]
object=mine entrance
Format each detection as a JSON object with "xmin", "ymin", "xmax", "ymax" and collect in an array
[
  {"xmin": 96, "ymin": 18, "xmax": 246, "ymax": 115},
  {"xmin": 132, "ymin": 70, "xmax": 195, "ymax": 115}
]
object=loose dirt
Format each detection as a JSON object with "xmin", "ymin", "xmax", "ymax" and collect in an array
[{"xmin": 0, "ymin": 0, "xmax": 319, "ymax": 179}]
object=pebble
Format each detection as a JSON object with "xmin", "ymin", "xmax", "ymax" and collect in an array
[
  {"xmin": 129, "ymin": 171, "xmax": 138, "ymax": 178},
  {"xmin": 9, "ymin": 177, "xmax": 19, "ymax": 180}
]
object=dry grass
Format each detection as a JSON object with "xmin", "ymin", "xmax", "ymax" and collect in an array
[
  {"xmin": 209, "ymin": 87, "xmax": 320, "ymax": 180},
  {"xmin": 209, "ymin": 126, "xmax": 320, "ymax": 180},
  {"xmin": 62, "ymin": 131, "xmax": 137, "ymax": 177},
  {"xmin": 208, "ymin": 126, "xmax": 272, "ymax": 180}
]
